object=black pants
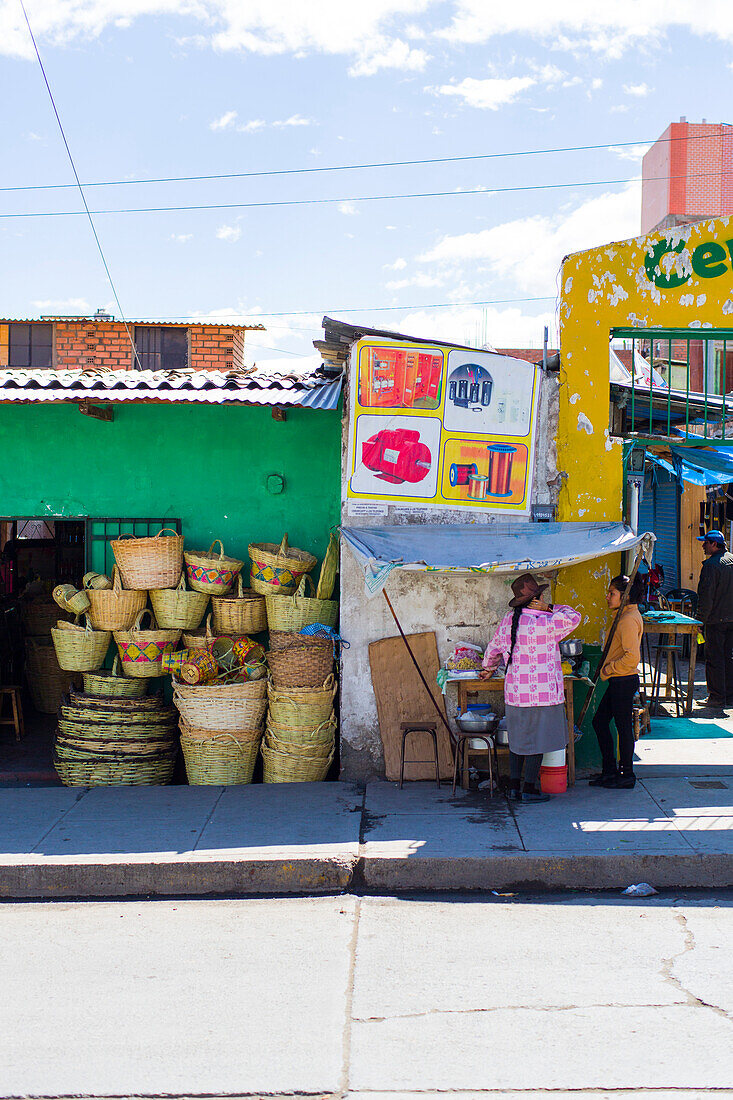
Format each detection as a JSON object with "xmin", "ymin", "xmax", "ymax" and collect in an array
[
  {"xmin": 592, "ymin": 674, "xmax": 639, "ymax": 776},
  {"xmin": 704, "ymin": 622, "xmax": 733, "ymax": 702}
]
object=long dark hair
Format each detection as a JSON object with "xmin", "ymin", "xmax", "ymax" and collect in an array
[
  {"xmin": 610, "ymin": 573, "xmax": 644, "ymax": 605},
  {"xmin": 507, "ymin": 606, "xmax": 523, "ymax": 666}
]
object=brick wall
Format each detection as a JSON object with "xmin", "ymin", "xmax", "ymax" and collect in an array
[
  {"xmin": 642, "ymin": 122, "xmax": 733, "ymax": 232},
  {"xmin": 52, "ymin": 321, "xmax": 248, "ymax": 371},
  {"xmin": 189, "ymin": 325, "xmax": 246, "ymax": 371}
]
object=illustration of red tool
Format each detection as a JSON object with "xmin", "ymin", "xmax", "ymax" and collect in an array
[{"xmin": 362, "ymin": 428, "xmax": 432, "ymax": 484}]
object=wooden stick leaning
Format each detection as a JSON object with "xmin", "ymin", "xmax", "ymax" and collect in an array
[{"xmin": 382, "ymin": 589, "xmax": 454, "ymax": 740}]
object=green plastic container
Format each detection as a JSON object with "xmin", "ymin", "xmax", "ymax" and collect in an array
[{"xmin": 572, "ymin": 644, "xmax": 608, "ymax": 771}]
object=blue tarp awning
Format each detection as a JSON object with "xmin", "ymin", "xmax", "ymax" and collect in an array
[
  {"xmin": 342, "ymin": 522, "xmax": 652, "ymax": 595},
  {"xmin": 648, "ymin": 447, "xmax": 733, "ymax": 486}
]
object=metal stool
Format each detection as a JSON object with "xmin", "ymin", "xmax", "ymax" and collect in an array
[
  {"xmin": 399, "ymin": 722, "xmax": 440, "ymax": 789},
  {"xmin": 452, "ymin": 733, "xmax": 495, "ymax": 796},
  {"xmin": 0, "ymin": 686, "xmax": 24, "ymax": 742},
  {"xmin": 650, "ymin": 643, "xmax": 684, "ymax": 717}
]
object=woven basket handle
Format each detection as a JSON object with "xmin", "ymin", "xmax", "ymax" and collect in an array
[
  {"xmin": 111, "ymin": 565, "xmax": 123, "ymax": 596},
  {"xmin": 133, "ymin": 608, "xmax": 156, "ymax": 633},
  {"xmin": 82, "ymin": 614, "xmax": 93, "ymax": 634},
  {"xmin": 111, "ymin": 654, "xmax": 122, "ymax": 678},
  {"xmin": 208, "ymin": 540, "xmax": 225, "ymax": 560},
  {"xmin": 176, "ymin": 572, "xmax": 187, "ymax": 592},
  {"xmin": 236, "ymin": 573, "xmax": 244, "ymax": 598},
  {"xmin": 156, "ymin": 528, "xmax": 180, "ymax": 539},
  {"xmin": 294, "ymin": 574, "xmax": 316, "ymax": 601},
  {"xmin": 322, "ymin": 672, "xmax": 336, "ymax": 693},
  {"xmin": 205, "ymin": 611, "xmax": 214, "ymax": 641},
  {"xmin": 276, "ymin": 533, "xmax": 290, "ymax": 560}
]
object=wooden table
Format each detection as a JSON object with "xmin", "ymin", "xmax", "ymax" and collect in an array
[
  {"xmin": 642, "ymin": 611, "xmax": 702, "ymax": 716},
  {"xmin": 456, "ymin": 676, "xmax": 577, "ymax": 786}
]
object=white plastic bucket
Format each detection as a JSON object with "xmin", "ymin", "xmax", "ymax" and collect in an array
[{"xmin": 542, "ymin": 748, "xmax": 566, "ymax": 767}]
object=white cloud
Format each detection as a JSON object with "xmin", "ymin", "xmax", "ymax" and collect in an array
[
  {"xmin": 171, "ymin": 233, "xmax": 193, "ymax": 243},
  {"xmin": 272, "ymin": 114, "xmax": 313, "ymax": 128},
  {"xmin": 436, "ymin": 2, "xmax": 733, "ymax": 57},
  {"xmin": 431, "ymin": 75, "xmax": 536, "ymax": 110},
  {"xmin": 338, "ymin": 201, "xmax": 359, "ymax": 216},
  {"xmin": 239, "ymin": 118, "xmax": 266, "ymax": 133},
  {"xmin": 210, "ymin": 110, "xmax": 238, "ymax": 131},
  {"xmin": 384, "ymin": 257, "xmax": 408, "ymax": 270},
  {"xmin": 623, "ymin": 81, "xmax": 651, "ymax": 96},
  {"xmin": 386, "ymin": 272, "xmax": 444, "ymax": 290},
  {"xmin": 395, "ymin": 304, "xmax": 557, "ymax": 350},
  {"xmin": 31, "ymin": 297, "xmax": 93, "ymax": 315},
  {"xmin": 348, "ymin": 37, "xmax": 429, "ymax": 76},
  {"xmin": 417, "ymin": 181, "xmax": 641, "ymax": 295},
  {"xmin": 216, "ymin": 224, "xmax": 242, "ymax": 242},
  {"xmin": 609, "ymin": 143, "xmax": 650, "ymax": 162}
]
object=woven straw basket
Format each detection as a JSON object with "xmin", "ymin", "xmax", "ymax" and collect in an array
[
  {"xmin": 265, "ymin": 730, "xmax": 334, "ymax": 758},
  {"xmin": 173, "ymin": 679, "xmax": 267, "ymax": 732},
  {"xmin": 265, "ymin": 575, "xmax": 338, "ymax": 633},
  {"xmin": 266, "ymin": 713, "xmax": 337, "ymax": 742},
  {"xmin": 83, "ymin": 655, "xmax": 148, "ymax": 698},
  {"xmin": 22, "ymin": 598, "xmax": 72, "ymax": 637},
  {"xmin": 113, "ymin": 609, "xmax": 181, "ymax": 678},
  {"xmin": 83, "ymin": 572, "xmax": 113, "ymax": 591},
  {"xmin": 316, "ymin": 531, "xmax": 339, "ymax": 600},
  {"xmin": 266, "ymin": 642, "xmax": 334, "ymax": 690},
  {"xmin": 51, "ymin": 616, "xmax": 111, "ymax": 672},
  {"xmin": 184, "ymin": 540, "xmax": 244, "ymax": 595},
  {"xmin": 261, "ymin": 742, "xmax": 334, "ymax": 783},
  {"xmin": 180, "ymin": 725, "xmax": 261, "ymax": 785},
  {"xmin": 111, "ymin": 528, "xmax": 183, "ymax": 590},
  {"xmin": 150, "ymin": 572, "xmax": 209, "ymax": 630},
  {"xmin": 53, "ymin": 584, "xmax": 91, "ymax": 616},
  {"xmin": 268, "ymin": 673, "xmax": 337, "ymax": 708},
  {"xmin": 211, "ymin": 575, "xmax": 267, "ymax": 635},
  {"xmin": 54, "ymin": 751, "xmax": 176, "ymax": 787},
  {"xmin": 24, "ymin": 637, "xmax": 78, "ymax": 713},
  {"xmin": 86, "ymin": 567, "xmax": 147, "ymax": 631},
  {"xmin": 248, "ymin": 533, "xmax": 317, "ymax": 597}
]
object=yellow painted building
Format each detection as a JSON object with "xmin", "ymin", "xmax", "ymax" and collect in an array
[{"xmin": 556, "ymin": 214, "xmax": 733, "ymax": 639}]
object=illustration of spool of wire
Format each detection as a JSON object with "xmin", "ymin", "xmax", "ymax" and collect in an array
[
  {"xmin": 486, "ymin": 444, "xmax": 517, "ymax": 497},
  {"xmin": 467, "ymin": 474, "xmax": 489, "ymax": 501},
  {"xmin": 449, "ymin": 461, "xmax": 478, "ymax": 488}
]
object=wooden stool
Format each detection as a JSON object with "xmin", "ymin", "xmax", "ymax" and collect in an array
[
  {"xmin": 0, "ymin": 687, "xmax": 24, "ymax": 742},
  {"xmin": 650, "ymin": 642, "xmax": 684, "ymax": 717},
  {"xmin": 399, "ymin": 722, "xmax": 440, "ymax": 789}
]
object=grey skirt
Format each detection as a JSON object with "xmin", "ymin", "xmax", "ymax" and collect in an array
[{"xmin": 505, "ymin": 703, "xmax": 568, "ymax": 755}]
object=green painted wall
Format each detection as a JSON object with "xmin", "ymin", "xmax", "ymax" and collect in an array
[{"xmin": 0, "ymin": 403, "xmax": 341, "ymax": 572}]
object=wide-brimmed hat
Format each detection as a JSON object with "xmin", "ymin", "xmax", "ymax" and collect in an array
[{"xmin": 509, "ymin": 572, "xmax": 549, "ymax": 608}]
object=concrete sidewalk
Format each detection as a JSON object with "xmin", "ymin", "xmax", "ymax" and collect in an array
[{"xmin": 0, "ymin": 724, "xmax": 731, "ymax": 896}]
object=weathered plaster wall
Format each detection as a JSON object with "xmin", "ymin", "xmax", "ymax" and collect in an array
[
  {"xmin": 556, "ymin": 214, "xmax": 733, "ymax": 641},
  {"xmin": 339, "ymin": 371, "xmax": 561, "ymax": 781}
]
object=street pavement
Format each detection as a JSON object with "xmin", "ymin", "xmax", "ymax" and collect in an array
[{"xmin": 0, "ymin": 892, "xmax": 730, "ymax": 1096}]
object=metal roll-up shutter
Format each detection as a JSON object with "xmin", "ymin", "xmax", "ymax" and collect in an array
[{"xmin": 652, "ymin": 470, "xmax": 680, "ymax": 592}]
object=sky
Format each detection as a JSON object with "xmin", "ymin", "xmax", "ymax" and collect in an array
[{"xmin": 1, "ymin": 1, "xmax": 732, "ymax": 370}]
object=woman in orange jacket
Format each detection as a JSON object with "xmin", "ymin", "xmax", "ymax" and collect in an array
[{"xmin": 590, "ymin": 573, "xmax": 644, "ymax": 789}]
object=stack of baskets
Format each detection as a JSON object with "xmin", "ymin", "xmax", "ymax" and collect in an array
[
  {"xmin": 173, "ymin": 680, "xmax": 267, "ymax": 785},
  {"xmin": 53, "ymin": 690, "xmax": 178, "ymax": 787},
  {"xmin": 21, "ymin": 593, "xmax": 77, "ymax": 714},
  {"xmin": 262, "ymin": 536, "xmax": 340, "ymax": 782}
]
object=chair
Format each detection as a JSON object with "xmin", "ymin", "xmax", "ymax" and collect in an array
[
  {"xmin": 649, "ymin": 642, "xmax": 684, "ymax": 717},
  {"xmin": 451, "ymin": 731, "xmax": 496, "ymax": 796},
  {"xmin": 0, "ymin": 686, "xmax": 24, "ymax": 741},
  {"xmin": 399, "ymin": 722, "xmax": 440, "ymax": 789}
]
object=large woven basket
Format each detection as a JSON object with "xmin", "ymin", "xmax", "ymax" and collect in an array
[
  {"xmin": 54, "ymin": 751, "xmax": 176, "ymax": 787},
  {"xmin": 266, "ymin": 643, "xmax": 334, "ymax": 690},
  {"xmin": 266, "ymin": 712, "xmax": 337, "ymax": 742},
  {"xmin": 265, "ymin": 717, "xmax": 336, "ymax": 752},
  {"xmin": 211, "ymin": 575, "xmax": 267, "ymax": 635},
  {"xmin": 173, "ymin": 679, "xmax": 267, "ymax": 731},
  {"xmin": 113, "ymin": 609, "xmax": 180, "ymax": 678},
  {"xmin": 267, "ymin": 674, "xmax": 337, "ymax": 710},
  {"xmin": 267, "ymin": 695, "xmax": 336, "ymax": 729},
  {"xmin": 180, "ymin": 726, "xmax": 261, "ymax": 785},
  {"xmin": 184, "ymin": 540, "xmax": 244, "ymax": 595},
  {"xmin": 248, "ymin": 534, "xmax": 317, "ymax": 596},
  {"xmin": 22, "ymin": 598, "xmax": 72, "ymax": 637},
  {"xmin": 265, "ymin": 731, "xmax": 333, "ymax": 759},
  {"xmin": 261, "ymin": 742, "xmax": 334, "ymax": 783},
  {"xmin": 51, "ymin": 617, "xmax": 111, "ymax": 672},
  {"xmin": 86, "ymin": 567, "xmax": 148, "ymax": 631},
  {"xmin": 265, "ymin": 576, "xmax": 338, "ymax": 633},
  {"xmin": 150, "ymin": 573, "xmax": 209, "ymax": 630},
  {"xmin": 110, "ymin": 528, "xmax": 183, "ymax": 590},
  {"xmin": 24, "ymin": 637, "xmax": 78, "ymax": 713},
  {"xmin": 83, "ymin": 655, "xmax": 148, "ymax": 698}
]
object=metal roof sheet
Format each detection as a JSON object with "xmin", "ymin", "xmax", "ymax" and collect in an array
[{"xmin": 0, "ymin": 317, "xmax": 265, "ymax": 330}]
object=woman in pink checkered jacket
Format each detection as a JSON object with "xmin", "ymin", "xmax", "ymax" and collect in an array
[{"xmin": 481, "ymin": 572, "xmax": 581, "ymax": 803}]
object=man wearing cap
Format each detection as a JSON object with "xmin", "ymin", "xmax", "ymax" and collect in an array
[{"xmin": 696, "ymin": 530, "xmax": 733, "ymax": 707}]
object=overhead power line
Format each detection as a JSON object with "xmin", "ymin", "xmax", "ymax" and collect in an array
[
  {"xmin": 1, "ymin": 130, "xmax": 729, "ymax": 195},
  {"xmin": 131, "ymin": 295, "xmax": 557, "ymax": 321},
  {"xmin": 0, "ymin": 170, "xmax": 692, "ymax": 220},
  {"xmin": 17, "ymin": 0, "xmax": 140, "ymax": 368}
]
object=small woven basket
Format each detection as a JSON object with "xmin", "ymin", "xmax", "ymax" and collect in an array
[
  {"xmin": 248, "ymin": 533, "xmax": 317, "ymax": 596},
  {"xmin": 111, "ymin": 528, "xmax": 183, "ymax": 590},
  {"xmin": 266, "ymin": 642, "xmax": 334, "ymax": 690},
  {"xmin": 184, "ymin": 540, "xmax": 244, "ymax": 595},
  {"xmin": 261, "ymin": 742, "xmax": 334, "ymax": 783},
  {"xmin": 211, "ymin": 575, "xmax": 267, "ymax": 635},
  {"xmin": 150, "ymin": 573, "xmax": 209, "ymax": 630},
  {"xmin": 173, "ymin": 679, "xmax": 267, "ymax": 732},
  {"xmin": 51, "ymin": 616, "xmax": 111, "ymax": 672},
  {"xmin": 180, "ymin": 728, "xmax": 260, "ymax": 785},
  {"xmin": 113, "ymin": 609, "xmax": 181, "ymax": 679},
  {"xmin": 53, "ymin": 584, "xmax": 91, "ymax": 616},
  {"xmin": 265, "ymin": 575, "xmax": 338, "ymax": 633},
  {"xmin": 24, "ymin": 637, "xmax": 78, "ymax": 713},
  {"xmin": 83, "ymin": 572, "xmax": 113, "ymax": 591},
  {"xmin": 86, "ymin": 567, "xmax": 148, "ymax": 631},
  {"xmin": 83, "ymin": 655, "xmax": 148, "ymax": 698}
]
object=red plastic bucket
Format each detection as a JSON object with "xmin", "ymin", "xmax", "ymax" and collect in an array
[{"xmin": 540, "ymin": 764, "xmax": 567, "ymax": 794}]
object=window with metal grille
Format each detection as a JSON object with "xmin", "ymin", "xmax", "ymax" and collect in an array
[
  {"xmin": 134, "ymin": 327, "xmax": 188, "ymax": 371},
  {"xmin": 9, "ymin": 323, "xmax": 53, "ymax": 369},
  {"xmin": 611, "ymin": 327, "xmax": 733, "ymax": 442}
]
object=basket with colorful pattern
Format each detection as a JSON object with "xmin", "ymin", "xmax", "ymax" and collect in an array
[
  {"xmin": 248, "ymin": 533, "xmax": 317, "ymax": 597},
  {"xmin": 113, "ymin": 609, "xmax": 181, "ymax": 679},
  {"xmin": 184, "ymin": 540, "xmax": 244, "ymax": 595}
]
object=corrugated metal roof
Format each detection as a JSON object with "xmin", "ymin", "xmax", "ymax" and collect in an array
[
  {"xmin": 0, "ymin": 317, "xmax": 265, "ymax": 330},
  {"xmin": 0, "ymin": 366, "xmax": 342, "ymax": 409}
]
